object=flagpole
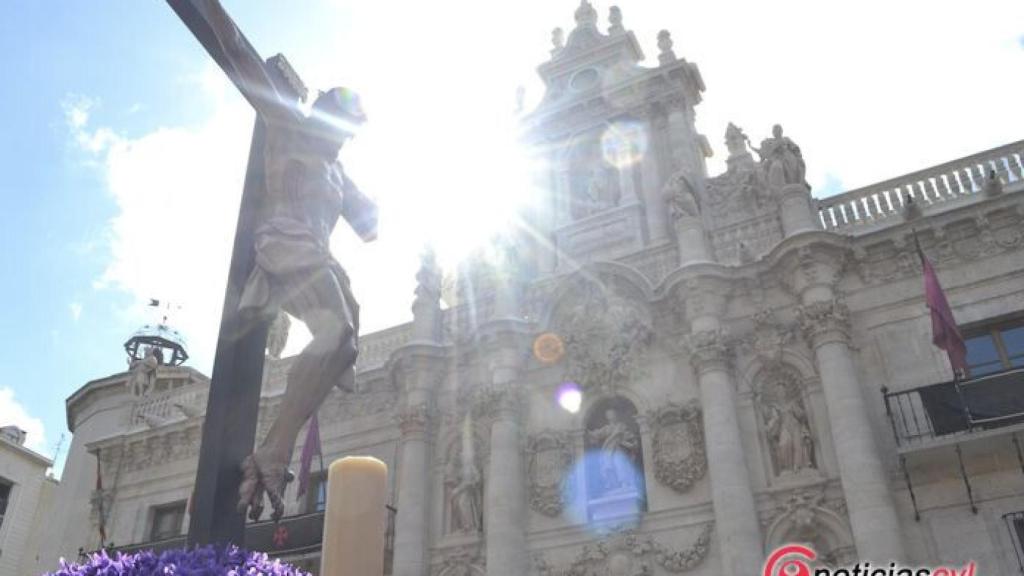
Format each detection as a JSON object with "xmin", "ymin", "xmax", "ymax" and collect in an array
[{"xmin": 913, "ymin": 227, "xmax": 973, "ymax": 431}]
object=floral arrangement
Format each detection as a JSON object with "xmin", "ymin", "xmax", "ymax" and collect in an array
[{"xmin": 45, "ymin": 545, "xmax": 310, "ymax": 576}]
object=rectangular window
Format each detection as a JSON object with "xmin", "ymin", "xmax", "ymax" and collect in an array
[
  {"xmin": 0, "ymin": 479, "xmax": 11, "ymax": 531},
  {"xmin": 304, "ymin": 473, "xmax": 327, "ymax": 514},
  {"xmin": 965, "ymin": 318, "xmax": 1024, "ymax": 377},
  {"xmin": 149, "ymin": 501, "xmax": 186, "ymax": 541},
  {"xmin": 1003, "ymin": 511, "xmax": 1024, "ymax": 573}
]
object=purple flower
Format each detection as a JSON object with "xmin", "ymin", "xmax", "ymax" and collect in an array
[{"xmin": 45, "ymin": 545, "xmax": 310, "ymax": 576}]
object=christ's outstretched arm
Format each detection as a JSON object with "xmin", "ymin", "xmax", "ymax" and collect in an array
[{"xmin": 200, "ymin": 0, "xmax": 290, "ymax": 120}]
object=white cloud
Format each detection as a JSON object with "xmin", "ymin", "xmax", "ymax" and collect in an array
[
  {"xmin": 0, "ymin": 387, "xmax": 48, "ymax": 454},
  {"xmin": 64, "ymin": 65, "xmax": 252, "ymax": 371},
  {"xmin": 69, "ymin": 302, "xmax": 82, "ymax": 322}
]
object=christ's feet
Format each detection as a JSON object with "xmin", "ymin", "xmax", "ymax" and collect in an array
[{"xmin": 238, "ymin": 450, "xmax": 294, "ymax": 522}]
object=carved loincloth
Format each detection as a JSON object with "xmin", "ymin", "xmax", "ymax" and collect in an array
[{"xmin": 238, "ymin": 217, "xmax": 360, "ymax": 333}]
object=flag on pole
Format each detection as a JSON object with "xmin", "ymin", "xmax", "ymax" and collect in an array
[
  {"xmin": 916, "ymin": 234, "xmax": 968, "ymax": 376},
  {"xmin": 297, "ymin": 412, "xmax": 322, "ymax": 499},
  {"xmin": 94, "ymin": 449, "xmax": 107, "ymax": 545}
]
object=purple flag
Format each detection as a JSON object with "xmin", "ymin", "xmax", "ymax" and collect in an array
[
  {"xmin": 297, "ymin": 412, "xmax": 322, "ymax": 500},
  {"xmin": 918, "ymin": 242, "xmax": 968, "ymax": 376}
]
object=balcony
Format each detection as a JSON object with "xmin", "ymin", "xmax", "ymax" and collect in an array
[
  {"xmin": 883, "ymin": 367, "xmax": 1024, "ymax": 450},
  {"xmin": 92, "ymin": 505, "xmax": 397, "ymax": 574}
]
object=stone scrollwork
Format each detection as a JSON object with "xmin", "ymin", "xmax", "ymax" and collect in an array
[
  {"xmin": 796, "ymin": 299, "xmax": 850, "ymax": 345},
  {"xmin": 432, "ymin": 547, "xmax": 486, "ymax": 576},
  {"xmin": 683, "ymin": 328, "xmax": 731, "ymax": 372},
  {"xmin": 535, "ymin": 525, "xmax": 714, "ymax": 576},
  {"xmin": 649, "ymin": 403, "xmax": 707, "ymax": 493},
  {"xmin": 397, "ymin": 403, "xmax": 433, "ymax": 437},
  {"xmin": 557, "ymin": 280, "xmax": 653, "ymax": 394},
  {"xmin": 527, "ymin": 430, "xmax": 575, "ymax": 517}
]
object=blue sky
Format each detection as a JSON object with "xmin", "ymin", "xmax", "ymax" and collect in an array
[{"xmin": 1, "ymin": 1, "xmax": 1022, "ymax": 474}]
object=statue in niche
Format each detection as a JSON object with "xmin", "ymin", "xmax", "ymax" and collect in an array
[
  {"xmin": 761, "ymin": 378, "xmax": 815, "ymax": 474},
  {"xmin": 749, "ymin": 124, "xmax": 806, "ymax": 188},
  {"xmin": 569, "ymin": 135, "xmax": 622, "ymax": 220},
  {"xmin": 128, "ymin": 346, "xmax": 160, "ymax": 397},
  {"xmin": 663, "ymin": 170, "xmax": 701, "ymax": 222},
  {"xmin": 587, "ymin": 407, "xmax": 641, "ymax": 494},
  {"xmin": 449, "ymin": 460, "xmax": 483, "ymax": 533}
]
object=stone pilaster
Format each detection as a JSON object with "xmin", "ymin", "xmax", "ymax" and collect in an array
[
  {"xmin": 779, "ymin": 183, "xmax": 818, "ymax": 237},
  {"xmin": 797, "ymin": 297, "xmax": 904, "ymax": 562},
  {"xmin": 391, "ymin": 347, "xmax": 445, "ymax": 576},
  {"xmin": 678, "ymin": 276, "xmax": 763, "ymax": 576},
  {"xmin": 477, "ymin": 329, "xmax": 529, "ymax": 576}
]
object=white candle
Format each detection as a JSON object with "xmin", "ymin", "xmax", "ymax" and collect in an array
[{"xmin": 320, "ymin": 456, "xmax": 388, "ymax": 576}]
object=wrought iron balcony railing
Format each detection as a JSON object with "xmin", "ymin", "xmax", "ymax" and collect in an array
[{"xmin": 883, "ymin": 367, "xmax": 1024, "ymax": 447}]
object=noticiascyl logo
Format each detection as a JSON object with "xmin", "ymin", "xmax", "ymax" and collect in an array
[{"xmin": 763, "ymin": 544, "xmax": 816, "ymax": 576}]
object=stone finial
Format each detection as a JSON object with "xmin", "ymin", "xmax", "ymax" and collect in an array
[
  {"xmin": 984, "ymin": 169, "xmax": 1004, "ymax": 198},
  {"xmin": 608, "ymin": 6, "xmax": 624, "ymax": 35},
  {"xmin": 412, "ymin": 246, "xmax": 443, "ymax": 342},
  {"xmin": 657, "ymin": 30, "xmax": 677, "ymax": 65},
  {"xmin": 902, "ymin": 194, "xmax": 922, "ymax": 221},
  {"xmin": 574, "ymin": 0, "xmax": 598, "ymax": 28},
  {"xmin": 551, "ymin": 27, "xmax": 565, "ymax": 54}
]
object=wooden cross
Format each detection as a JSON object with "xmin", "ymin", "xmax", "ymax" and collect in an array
[{"xmin": 164, "ymin": 0, "xmax": 374, "ymax": 546}]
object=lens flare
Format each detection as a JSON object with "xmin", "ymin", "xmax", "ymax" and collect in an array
[
  {"xmin": 556, "ymin": 382, "xmax": 582, "ymax": 414},
  {"xmin": 561, "ymin": 450, "xmax": 643, "ymax": 534},
  {"xmin": 601, "ymin": 121, "xmax": 647, "ymax": 169},
  {"xmin": 533, "ymin": 332, "xmax": 565, "ymax": 365}
]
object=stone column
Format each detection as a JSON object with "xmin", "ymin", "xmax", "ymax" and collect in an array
[
  {"xmin": 392, "ymin": 350, "xmax": 445, "ymax": 576},
  {"xmin": 798, "ymin": 297, "xmax": 905, "ymax": 562},
  {"xmin": 682, "ymin": 279, "xmax": 763, "ymax": 576},
  {"xmin": 479, "ymin": 339, "xmax": 528, "ymax": 576},
  {"xmin": 779, "ymin": 183, "xmax": 818, "ymax": 236}
]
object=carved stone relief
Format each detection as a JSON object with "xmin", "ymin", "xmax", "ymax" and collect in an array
[
  {"xmin": 763, "ymin": 487, "xmax": 855, "ymax": 567},
  {"xmin": 648, "ymin": 403, "xmax": 706, "ymax": 493},
  {"xmin": 433, "ymin": 547, "xmax": 486, "ymax": 576},
  {"xmin": 527, "ymin": 430, "xmax": 575, "ymax": 517},
  {"xmin": 533, "ymin": 525, "xmax": 713, "ymax": 576},
  {"xmin": 556, "ymin": 279, "xmax": 653, "ymax": 394}
]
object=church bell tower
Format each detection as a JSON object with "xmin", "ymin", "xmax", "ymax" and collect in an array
[{"xmin": 521, "ymin": 1, "xmax": 710, "ymax": 271}]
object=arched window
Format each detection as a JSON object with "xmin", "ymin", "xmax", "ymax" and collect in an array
[{"xmin": 583, "ymin": 396, "xmax": 647, "ymax": 522}]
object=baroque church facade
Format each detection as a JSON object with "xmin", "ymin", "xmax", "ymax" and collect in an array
[{"xmin": 32, "ymin": 2, "xmax": 1024, "ymax": 575}]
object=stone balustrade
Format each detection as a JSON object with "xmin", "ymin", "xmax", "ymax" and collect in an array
[
  {"xmin": 818, "ymin": 141, "xmax": 1024, "ymax": 232},
  {"xmin": 355, "ymin": 322, "xmax": 415, "ymax": 370},
  {"xmin": 130, "ymin": 384, "xmax": 207, "ymax": 425}
]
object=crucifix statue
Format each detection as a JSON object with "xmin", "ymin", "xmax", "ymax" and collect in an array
[{"xmin": 166, "ymin": 0, "xmax": 378, "ymax": 546}]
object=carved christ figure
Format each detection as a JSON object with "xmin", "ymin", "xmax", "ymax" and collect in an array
[{"xmin": 202, "ymin": 1, "xmax": 377, "ymax": 521}]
